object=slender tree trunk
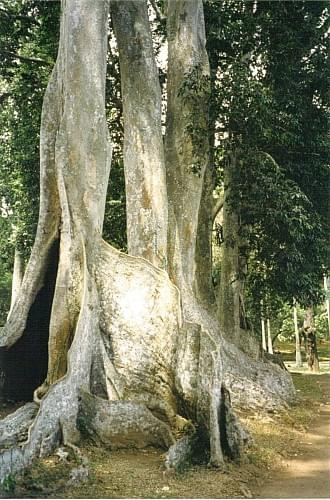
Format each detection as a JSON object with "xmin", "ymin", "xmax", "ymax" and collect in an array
[
  {"xmin": 165, "ymin": 0, "xmax": 210, "ymax": 297},
  {"xmin": 261, "ymin": 317, "xmax": 267, "ymax": 351},
  {"xmin": 267, "ymin": 318, "xmax": 273, "ymax": 354},
  {"xmin": 217, "ymin": 155, "xmax": 240, "ymax": 342},
  {"xmin": 303, "ymin": 306, "xmax": 319, "ymax": 373},
  {"xmin": 9, "ymin": 248, "xmax": 24, "ymax": 315},
  {"xmin": 217, "ymin": 153, "xmax": 246, "ymax": 344},
  {"xmin": 194, "ymin": 70, "xmax": 219, "ymax": 308},
  {"xmin": 194, "ymin": 160, "xmax": 216, "ymax": 306},
  {"xmin": 324, "ymin": 275, "xmax": 330, "ymax": 340},
  {"xmin": 293, "ymin": 299, "xmax": 302, "ymax": 367},
  {"xmin": 111, "ymin": 0, "xmax": 168, "ymax": 268}
]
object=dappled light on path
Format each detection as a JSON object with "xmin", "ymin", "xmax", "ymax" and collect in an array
[{"xmin": 256, "ymin": 375, "xmax": 330, "ymax": 498}]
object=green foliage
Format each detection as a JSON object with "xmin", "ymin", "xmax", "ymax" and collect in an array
[
  {"xmin": 0, "ymin": 217, "xmax": 13, "ymax": 324},
  {"xmin": 0, "ymin": 271, "xmax": 11, "ymax": 326},
  {"xmin": 314, "ymin": 311, "xmax": 329, "ymax": 340},
  {"xmin": 0, "ymin": 0, "xmax": 60, "ymax": 257},
  {"xmin": 103, "ymin": 157, "xmax": 127, "ymax": 252},
  {"xmin": 205, "ymin": 0, "xmax": 329, "ymax": 311},
  {"xmin": 1, "ymin": 473, "xmax": 16, "ymax": 493}
]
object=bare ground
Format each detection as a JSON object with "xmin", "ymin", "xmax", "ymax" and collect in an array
[{"xmin": 255, "ymin": 374, "xmax": 330, "ymax": 499}]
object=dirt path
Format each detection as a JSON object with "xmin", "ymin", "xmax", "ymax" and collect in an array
[{"xmin": 256, "ymin": 376, "xmax": 330, "ymax": 499}]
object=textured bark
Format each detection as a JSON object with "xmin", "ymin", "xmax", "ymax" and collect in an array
[
  {"xmin": 165, "ymin": 0, "xmax": 210, "ymax": 294},
  {"xmin": 112, "ymin": 0, "xmax": 168, "ymax": 269},
  {"xmin": 0, "ymin": 0, "xmax": 112, "ymax": 478},
  {"xmin": 78, "ymin": 390, "xmax": 174, "ymax": 450},
  {"xmin": 0, "ymin": 403, "xmax": 38, "ymax": 449},
  {"xmin": 37, "ymin": 0, "xmax": 111, "ymax": 394}
]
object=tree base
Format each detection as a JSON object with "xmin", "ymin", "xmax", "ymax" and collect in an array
[{"xmin": 0, "ymin": 242, "xmax": 295, "ymax": 481}]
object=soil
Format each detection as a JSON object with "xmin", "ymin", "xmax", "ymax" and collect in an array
[{"xmin": 255, "ymin": 374, "xmax": 330, "ymax": 499}]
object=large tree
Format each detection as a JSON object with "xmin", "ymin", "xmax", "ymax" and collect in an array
[{"xmin": 0, "ymin": 0, "xmax": 294, "ymax": 480}]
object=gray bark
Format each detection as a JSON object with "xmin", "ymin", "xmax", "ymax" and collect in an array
[
  {"xmin": 112, "ymin": 0, "xmax": 168, "ymax": 269},
  {"xmin": 0, "ymin": 0, "xmax": 112, "ymax": 478},
  {"xmin": 165, "ymin": 0, "xmax": 210, "ymax": 295},
  {"xmin": 0, "ymin": 403, "xmax": 38, "ymax": 449},
  {"xmin": 303, "ymin": 306, "xmax": 314, "ymax": 331},
  {"xmin": 78, "ymin": 390, "xmax": 174, "ymax": 449}
]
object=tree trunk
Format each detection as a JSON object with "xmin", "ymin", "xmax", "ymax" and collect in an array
[
  {"xmin": 0, "ymin": 0, "xmax": 295, "ymax": 481},
  {"xmin": 194, "ymin": 161, "xmax": 216, "ymax": 307},
  {"xmin": 0, "ymin": 0, "xmax": 112, "ymax": 475},
  {"xmin": 324, "ymin": 275, "xmax": 330, "ymax": 340},
  {"xmin": 267, "ymin": 318, "xmax": 273, "ymax": 354},
  {"xmin": 111, "ymin": 0, "xmax": 168, "ymax": 268},
  {"xmin": 194, "ymin": 72, "xmax": 218, "ymax": 308},
  {"xmin": 165, "ymin": 0, "xmax": 210, "ymax": 297},
  {"xmin": 9, "ymin": 248, "xmax": 24, "ymax": 315},
  {"xmin": 293, "ymin": 299, "xmax": 302, "ymax": 367},
  {"xmin": 217, "ymin": 152, "xmax": 249, "ymax": 349},
  {"xmin": 261, "ymin": 317, "xmax": 267, "ymax": 351},
  {"xmin": 303, "ymin": 306, "xmax": 319, "ymax": 373},
  {"xmin": 217, "ymin": 156, "xmax": 240, "ymax": 342}
]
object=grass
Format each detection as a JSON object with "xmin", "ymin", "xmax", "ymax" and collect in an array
[
  {"xmin": 275, "ymin": 339, "xmax": 330, "ymax": 367},
  {"xmin": 3, "ymin": 341, "xmax": 330, "ymax": 499}
]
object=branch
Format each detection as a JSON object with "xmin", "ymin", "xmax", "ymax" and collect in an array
[
  {"xmin": 258, "ymin": 151, "xmax": 281, "ymax": 170},
  {"xmin": 149, "ymin": 0, "xmax": 165, "ymax": 22},
  {"xmin": 212, "ymin": 194, "xmax": 224, "ymax": 221},
  {"xmin": 271, "ymin": 330, "xmax": 284, "ymax": 344},
  {"xmin": 2, "ymin": 50, "xmax": 51, "ymax": 66}
]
